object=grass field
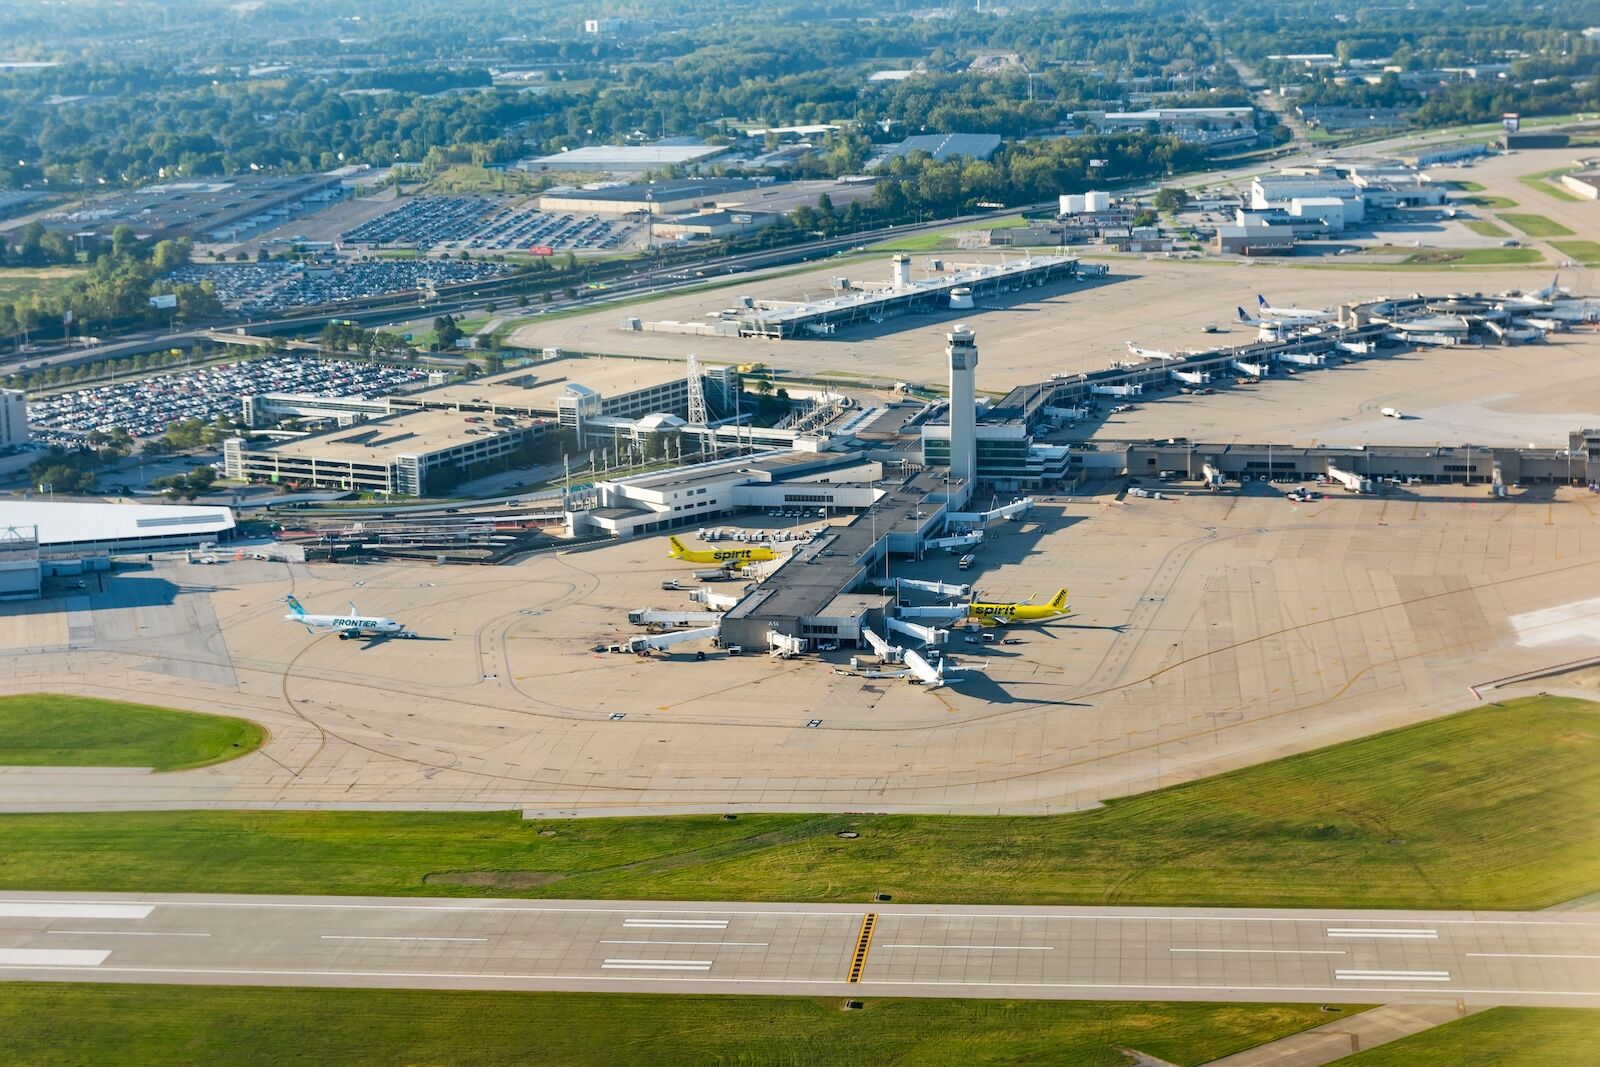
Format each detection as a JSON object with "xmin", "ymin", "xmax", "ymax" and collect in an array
[
  {"xmin": 1516, "ymin": 169, "xmax": 1581, "ymax": 203},
  {"xmin": 1329, "ymin": 1008, "xmax": 1600, "ymax": 1066},
  {"xmin": 0, "ymin": 694, "xmax": 264, "ymax": 771},
  {"xmin": 1401, "ymin": 247, "xmax": 1541, "ymax": 265},
  {"xmin": 1449, "ymin": 180, "xmax": 1486, "ymax": 192},
  {"xmin": 1499, "ymin": 213, "xmax": 1576, "ymax": 238},
  {"xmin": 1463, "ymin": 219, "xmax": 1512, "ymax": 238},
  {"xmin": 0, "ymin": 696, "xmax": 1594, "ymax": 909},
  {"xmin": 0, "ymin": 984, "xmax": 1349, "ymax": 1067},
  {"xmin": 868, "ymin": 215, "xmax": 1027, "ymax": 252},
  {"xmin": 1462, "ymin": 193, "xmax": 1518, "ymax": 210},
  {"xmin": 1551, "ymin": 239, "xmax": 1600, "ymax": 265},
  {"xmin": 0, "ymin": 265, "xmax": 83, "ymax": 304}
]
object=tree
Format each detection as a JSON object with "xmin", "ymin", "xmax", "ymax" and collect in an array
[
  {"xmin": 432, "ymin": 315, "xmax": 462, "ymax": 350},
  {"xmin": 1152, "ymin": 187, "xmax": 1189, "ymax": 214}
]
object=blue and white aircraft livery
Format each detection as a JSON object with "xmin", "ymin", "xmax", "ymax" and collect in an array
[{"xmin": 284, "ymin": 595, "xmax": 410, "ymax": 640}]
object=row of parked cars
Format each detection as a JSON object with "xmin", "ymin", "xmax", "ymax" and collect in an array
[
  {"xmin": 166, "ymin": 260, "xmax": 513, "ymax": 315},
  {"xmin": 339, "ymin": 195, "xmax": 637, "ymax": 252},
  {"xmin": 28, "ymin": 355, "xmax": 430, "ymax": 441}
]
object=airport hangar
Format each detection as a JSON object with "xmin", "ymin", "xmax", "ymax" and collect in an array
[{"xmin": 0, "ymin": 500, "xmax": 236, "ymax": 600}]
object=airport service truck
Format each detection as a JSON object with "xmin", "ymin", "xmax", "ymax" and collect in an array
[
  {"xmin": 1381, "ymin": 407, "xmax": 1404, "ymax": 419},
  {"xmin": 1327, "ymin": 467, "xmax": 1374, "ymax": 494}
]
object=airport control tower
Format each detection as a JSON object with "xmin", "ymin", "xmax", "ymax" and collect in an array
[{"xmin": 946, "ymin": 324, "xmax": 978, "ymax": 484}]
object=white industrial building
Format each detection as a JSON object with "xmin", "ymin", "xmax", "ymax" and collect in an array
[
  {"xmin": 518, "ymin": 144, "xmax": 729, "ymax": 174},
  {"xmin": 1562, "ymin": 171, "xmax": 1600, "ymax": 200},
  {"xmin": 0, "ymin": 500, "xmax": 236, "ymax": 597},
  {"xmin": 0, "ymin": 389, "xmax": 27, "ymax": 445},
  {"xmin": 1251, "ymin": 176, "xmax": 1366, "ymax": 222},
  {"xmin": 1289, "ymin": 197, "xmax": 1348, "ymax": 232}
]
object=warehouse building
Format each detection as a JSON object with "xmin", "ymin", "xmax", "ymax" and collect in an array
[
  {"xmin": 651, "ymin": 210, "xmax": 782, "ymax": 240},
  {"xmin": 1561, "ymin": 171, "xmax": 1600, "ymax": 200},
  {"xmin": 224, "ymin": 409, "xmax": 544, "ymax": 496},
  {"xmin": 36, "ymin": 173, "xmax": 343, "ymax": 242},
  {"xmin": 1215, "ymin": 222, "xmax": 1296, "ymax": 255},
  {"xmin": 0, "ymin": 500, "xmax": 236, "ymax": 600},
  {"xmin": 517, "ymin": 143, "xmax": 730, "ymax": 174},
  {"xmin": 538, "ymin": 178, "xmax": 767, "ymax": 216}
]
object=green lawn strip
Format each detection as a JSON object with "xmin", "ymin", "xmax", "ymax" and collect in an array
[
  {"xmin": 1498, "ymin": 213, "xmax": 1576, "ymax": 238},
  {"xmin": 1449, "ymin": 180, "xmax": 1486, "ymax": 192},
  {"xmin": 0, "ymin": 697, "xmax": 1595, "ymax": 909},
  {"xmin": 1401, "ymin": 247, "xmax": 1541, "ymax": 266},
  {"xmin": 0, "ymin": 984, "xmax": 1351, "ymax": 1067},
  {"xmin": 1462, "ymin": 194, "xmax": 1517, "ymax": 209},
  {"xmin": 1551, "ymin": 240, "xmax": 1600, "ymax": 265},
  {"xmin": 1516, "ymin": 169, "xmax": 1581, "ymax": 203},
  {"xmin": 1328, "ymin": 1007, "xmax": 1600, "ymax": 1066},
  {"xmin": 1463, "ymin": 219, "xmax": 1511, "ymax": 238},
  {"xmin": 0, "ymin": 694, "xmax": 264, "ymax": 771}
]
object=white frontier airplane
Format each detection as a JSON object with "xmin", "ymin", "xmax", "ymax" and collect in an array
[{"xmin": 284, "ymin": 595, "xmax": 411, "ymax": 641}]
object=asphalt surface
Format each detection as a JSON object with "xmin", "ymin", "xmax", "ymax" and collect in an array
[{"xmin": 0, "ymin": 892, "xmax": 1595, "ymax": 1005}]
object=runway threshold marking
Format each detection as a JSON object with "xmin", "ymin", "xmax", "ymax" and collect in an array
[
  {"xmin": 48, "ymin": 930, "xmax": 209, "ymax": 938},
  {"xmin": 847, "ymin": 913, "xmax": 877, "ymax": 983},
  {"xmin": 882, "ymin": 944, "xmax": 1053, "ymax": 951},
  {"xmin": 1468, "ymin": 952, "xmax": 1600, "ymax": 961},
  {"xmin": 0, "ymin": 903, "xmax": 151, "ymax": 920},
  {"xmin": 1336, "ymin": 969, "xmax": 1452, "ymax": 982},
  {"xmin": 0, "ymin": 949, "xmax": 110, "ymax": 966},
  {"xmin": 601, "ymin": 940, "xmax": 768, "ymax": 947},
  {"xmin": 1326, "ymin": 928, "xmax": 1438, "ymax": 939},
  {"xmin": 1170, "ymin": 948, "xmax": 1345, "ymax": 956},
  {"xmin": 321, "ymin": 935, "xmax": 489, "ymax": 943}
]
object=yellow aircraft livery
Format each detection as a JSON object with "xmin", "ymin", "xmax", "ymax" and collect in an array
[
  {"xmin": 667, "ymin": 535, "xmax": 778, "ymax": 567},
  {"xmin": 967, "ymin": 588, "xmax": 1070, "ymax": 625}
]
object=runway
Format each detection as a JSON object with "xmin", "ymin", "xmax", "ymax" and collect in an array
[{"xmin": 0, "ymin": 892, "xmax": 1596, "ymax": 1006}]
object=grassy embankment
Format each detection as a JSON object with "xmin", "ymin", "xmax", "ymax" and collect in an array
[
  {"xmin": 0, "ymin": 985, "xmax": 1351, "ymax": 1067},
  {"xmin": 0, "ymin": 694, "xmax": 264, "ymax": 771},
  {"xmin": 1550, "ymin": 240, "xmax": 1600, "ymax": 266},
  {"xmin": 1499, "ymin": 213, "xmax": 1576, "ymax": 238},
  {"xmin": 1329, "ymin": 1007, "xmax": 1600, "ymax": 1066},
  {"xmin": 0, "ymin": 696, "xmax": 1594, "ymax": 909}
]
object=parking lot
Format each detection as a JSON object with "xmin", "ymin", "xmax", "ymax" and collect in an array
[
  {"xmin": 166, "ymin": 260, "xmax": 514, "ymax": 316},
  {"xmin": 338, "ymin": 195, "xmax": 639, "ymax": 251},
  {"xmin": 27, "ymin": 355, "xmax": 429, "ymax": 440}
]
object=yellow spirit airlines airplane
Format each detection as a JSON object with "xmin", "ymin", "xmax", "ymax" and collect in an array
[
  {"xmin": 966, "ymin": 588, "xmax": 1070, "ymax": 626},
  {"xmin": 667, "ymin": 535, "xmax": 779, "ymax": 568}
]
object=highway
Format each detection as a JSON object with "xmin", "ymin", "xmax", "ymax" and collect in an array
[
  {"xmin": 0, "ymin": 892, "xmax": 1595, "ymax": 1005},
  {"xmin": 0, "ymin": 206, "xmax": 1033, "ymax": 379}
]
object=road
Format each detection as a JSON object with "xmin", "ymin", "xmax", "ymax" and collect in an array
[
  {"xmin": 0, "ymin": 206, "xmax": 1036, "ymax": 378},
  {"xmin": 0, "ymin": 892, "xmax": 1595, "ymax": 1005}
]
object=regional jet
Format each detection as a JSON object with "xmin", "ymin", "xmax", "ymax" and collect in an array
[
  {"xmin": 966, "ymin": 588, "xmax": 1071, "ymax": 626},
  {"xmin": 866, "ymin": 649, "xmax": 981, "ymax": 690},
  {"xmin": 667, "ymin": 535, "xmax": 778, "ymax": 568},
  {"xmin": 284, "ymin": 595, "xmax": 411, "ymax": 641}
]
